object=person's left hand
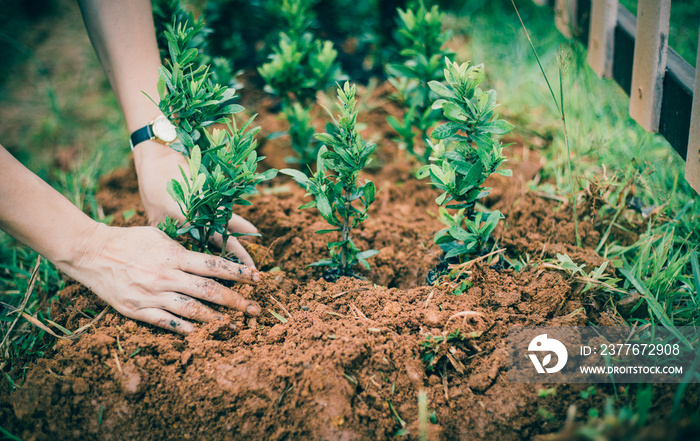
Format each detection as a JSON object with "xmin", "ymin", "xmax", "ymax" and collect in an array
[{"xmin": 133, "ymin": 141, "xmax": 258, "ymax": 267}]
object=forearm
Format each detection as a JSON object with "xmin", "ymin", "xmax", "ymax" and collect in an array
[
  {"xmin": 77, "ymin": 0, "xmax": 170, "ymax": 166},
  {"xmin": 77, "ymin": 0, "xmax": 161, "ymax": 132},
  {"xmin": 0, "ymin": 146, "xmax": 100, "ymax": 274}
]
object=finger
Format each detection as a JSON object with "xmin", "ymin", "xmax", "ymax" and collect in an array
[
  {"xmin": 177, "ymin": 275, "xmax": 261, "ymax": 316},
  {"xmin": 163, "ymin": 293, "xmax": 226, "ymax": 323},
  {"xmin": 131, "ymin": 308, "xmax": 195, "ymax": 335},
  {"xmin": 225, "ymin": 237, "xmax": 256, "ymax": 269},
  {"xmin": 178, "ymin": 249, "xmax": 260, "ymax": 283},
  {"xmin": 228, "ymin": 213, "xmax": 258, "ymax": 240},
  {"xmin": 210, "ymin": 234, "xmax": 256, "ymax": 269}
]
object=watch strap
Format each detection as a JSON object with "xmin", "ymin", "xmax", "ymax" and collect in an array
[{"xmin": 129, "ymin": 124, "xmax": 155, "ymax": 151}]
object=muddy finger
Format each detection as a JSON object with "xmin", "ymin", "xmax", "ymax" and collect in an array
[
  {"xmin": 163, "ymin": 293, "xmax": 226, "ymax": 323},
  {"xmin": 178, "ymin": 249, "xmax": 260, "ymax": 283},
  {"xmin": 209, "ymin": 234, "xmax": 256, "ymax": 269},
  {"xmin": 131, "ymin": 308, "xmax": 195, "ymax": 335},
  {"xmin": 179, "ymin": 275, "xmax": 261, "ymax": 316}
]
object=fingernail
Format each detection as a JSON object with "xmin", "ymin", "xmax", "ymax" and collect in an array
[
  {"xmin": 246, "ymin": 304, "xmax": 261, "ymax": 315},
  {"xmin": 252, "ymin": 272, "xmax": 261, "ymax": 283}
]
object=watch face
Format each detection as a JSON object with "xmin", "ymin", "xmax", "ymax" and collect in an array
[{"xmin": 152, "ymin": 116, "xmax": 177, "ymax": 143}]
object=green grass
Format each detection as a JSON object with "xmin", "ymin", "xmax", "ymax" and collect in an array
[
  {"xmin": 445, "ymin": 0, "xmax": 700, "ymax": 427},
  {"xmin": 0, "ymin": 0, "xmax": 129, "ymax": 386}
]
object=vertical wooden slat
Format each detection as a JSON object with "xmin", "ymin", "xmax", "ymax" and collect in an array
[
  {"xmin": 587, "ymin": 0, "xmax": 618, "ymax": 78},
  {"xmin": 628, "ymin": 0, "xmax": 670, "ymax": 132},
  {"xmin": 686, "ymin": 34, "xmax": 700, "ymax": 194},
  {"xmin": 555, "ymin": 0, "xmax": 578, "ymax": 38}
]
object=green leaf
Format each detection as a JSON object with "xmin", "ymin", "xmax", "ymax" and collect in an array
[
  {"xmin": 356, "ymin": 249, "xmax": 379, "ymax": 260},
  {"xmin": 167, "ymin": 180, "xmax": 185, "ymax": 205},
  {"xmin": 260, "ymin": 168, "xmax": 279, "ymax": 181},
  {"xmin": 308, "ymin": 259, "xmax": 336, "ymax": 268},
  {"xmin": 315, "ymin": 228, "xmax": 340, "ymax": 234},
  {"xmin": 221, "ymin": 104, "xmax": 245, "ymax": 115},
  {"xmin": 415, "ymin": 165, "xmax": 431, "ymax": 180},
  {"xmin": 298, "ymin": 200, "xmax": 316, "ymax": 210},
  {"xmin": 157, "ymin": 76, "xmax": 167, "ymax": 100},
  {"xmin": 281, "ymin": 168, "xmax": 311, "ymax": 186},
  {"xmin": 441, "ymin": 102, "xmax": 467, "ymax": 122},
  {"xmin": 480, "ymin": 119, "xmax": 514, "ymax": 135},
  {"xmin": 363, "ymin": 181, "xmax": 376, "ymax": 205},
  {"xmin": 445, "ymin": 245, "xmax": 472, "ymax": 259},
  {"xmin": 189, "ymin": 145, "xmax": 202, "ymax": 180},
  {"xmin": 317, "ymin": 193, "xmax": 333, "ymax": 220},
  {"xmin": 428, "ymin": 81, "xmax": 455, "ymax": 99},
  {"xmin": 448, "ymin": 225, "xmax": 472, "ymax": 242},
  {"xmin": 191, "ymin": 173, "xmax": 205, "ymax": 194},
  {"xmin": 431, "ymin": 123, "xmax": 460, "ymax": 140}
]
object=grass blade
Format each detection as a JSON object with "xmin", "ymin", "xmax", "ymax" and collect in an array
[
  {"xmin": 620, "ymin": 268, "xmax": 691, "ymax": 349},
  {"xmin": 0, "ymin": 256, "xmax": 41, "ymax": 358}
]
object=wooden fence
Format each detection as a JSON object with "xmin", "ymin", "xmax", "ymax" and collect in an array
[{"xmin": 536, "ymin": 0, "xmax": 699, "ymax": 195}]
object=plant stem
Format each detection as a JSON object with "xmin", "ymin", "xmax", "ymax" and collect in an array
[
  {"xmin": 560, "ymin": 67, "xmax": 581, "ymax": 248},
  {"xmin": 511, "ymin": 0, "xmax": 580, "ymax": 247},
  {"xmin": 340, "ymin": 197, "xmax": 351, "ymax": 274}
]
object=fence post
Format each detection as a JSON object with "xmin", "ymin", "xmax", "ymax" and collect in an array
[
  {"xmin": 628, "ymin": 0, "xmax": 671, "ymax": 132},
  {"xmin": 555, "ymin": 0, "xmax": 578, "ymax": 38},
  {"xmin": 587, "ymin": 0, "xmax": 617, "ymax": 78},
  {"xmin": 686, "ymin": 34, "xmax": 700, "ymax": 194}
]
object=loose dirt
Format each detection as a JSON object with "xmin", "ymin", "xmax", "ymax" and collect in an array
[{"xmin": 2, "ymin": 80, "xmax": 698, "ymax": 441}]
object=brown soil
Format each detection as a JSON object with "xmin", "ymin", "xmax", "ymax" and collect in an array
[{"xmin": 2, "ymin": 79, "xmax": 698, "ymax": 441}]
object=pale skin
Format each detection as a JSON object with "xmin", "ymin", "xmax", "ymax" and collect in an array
[{"xmin": 0, "ymin": 0, "xmax": 261, "ymax": 334}]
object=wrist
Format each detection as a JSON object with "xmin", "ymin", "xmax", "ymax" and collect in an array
[
  {"xmin": 133, "ymin": 139, "xmax": 175, "ymax": 163},
  {"xmin": 56, "ymin": 222, "xmax": 111, "ymax": 278}
]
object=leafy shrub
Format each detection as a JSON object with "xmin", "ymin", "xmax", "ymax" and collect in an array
[
  {"xmin": 282, "ymin": 82, "xmax": 378, "ymax": 277},
  {"xmin": 386, "ymin": 2, "xmax": 454, "ymax": 163},
  {"xmin": 153, "ymin": 0, "xmax": 238, "ymax": 88},
  {"xmin": 155, "ymin": 19, "xmax": 277, "ymax": 254},
  {"xmin": 258, "ymin": 0, "xmax": 346, "ymax": 169},
  {"xmin": 417, "ymin": 58, "xmax": 512, "ymax": 262}
]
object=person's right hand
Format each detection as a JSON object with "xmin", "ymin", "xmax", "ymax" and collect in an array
[
  {"xmin": 133, "ymin": 141, "xmax": 258, "ymax": 268},
  {"xmin": 66, "ymin": 222, "xmax": 262, "ymax": 335}
]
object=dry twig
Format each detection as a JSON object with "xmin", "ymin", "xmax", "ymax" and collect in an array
[{"xmin": 0, "ymin": 256, "xmax": 42, "ymax": 359}]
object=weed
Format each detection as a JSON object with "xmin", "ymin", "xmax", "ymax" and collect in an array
[
  {"xmin": 282, "ymin": 82, "xmax": 378, "ymax": 277},
  {"xmin": 420, "ymin": 328, "xmax": 473, "ymax": 372},
  {"xmin": 416, "ymin": 58, "xmax": 512, "ymax": 263},
  {"xmin": 511, "ymin": 0, "xmax": 581, "ymax": 247},
  {"xmin": 538, "ymin": 387, "xmax": 557, "ymax": 398},
  {"xmin": 386, "ymin": 2, "xmax": 453, "ymax": 163},
  {"xmin": 580, "ymin": 385, "xmax": 597, "ymax": 399},
  {"xmin": 155, "ymin": 19, "xmax": 277, "ymax": 254}
]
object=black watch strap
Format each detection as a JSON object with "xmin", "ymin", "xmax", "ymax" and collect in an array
[{"xmin": 129, "ymin": 124, "xmax": 154, "ymax": 151}]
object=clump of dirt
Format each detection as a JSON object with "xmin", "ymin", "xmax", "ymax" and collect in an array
[{"xmin": 498, "ymin": 193, "xmax": 607, "ymax": 272}]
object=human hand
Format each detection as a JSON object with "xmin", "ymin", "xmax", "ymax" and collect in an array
[
  {"xmin": 133, "ymin": 141, "xmax": 258, "ymax": 267},
  {"xmin": 68, "ymin": 223, "xmax": 261, "ymax": 335}
]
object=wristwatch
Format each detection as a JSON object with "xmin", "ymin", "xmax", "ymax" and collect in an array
[{"xmin": 129, "ymin": 115, "xmax": 178, "ymax": 150}]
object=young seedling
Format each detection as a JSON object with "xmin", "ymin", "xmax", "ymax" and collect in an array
[
  {"xmin": 155, "ymin": 19, "xmax": 277, "ymax": 255},
  {"xmin": 417, "ymin": 58, "xmax": 512, "ymax": 266},
  {"xmin": 258, "ymin": 0, "xmax": 346, "ymax": 169},
  {"xmin": 386, "ymin": 2, "xmax": 453, "ymax": 163},
  {"xmin": 282, "ymin": 82, "xmax": 378, "ymax": 278}
]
